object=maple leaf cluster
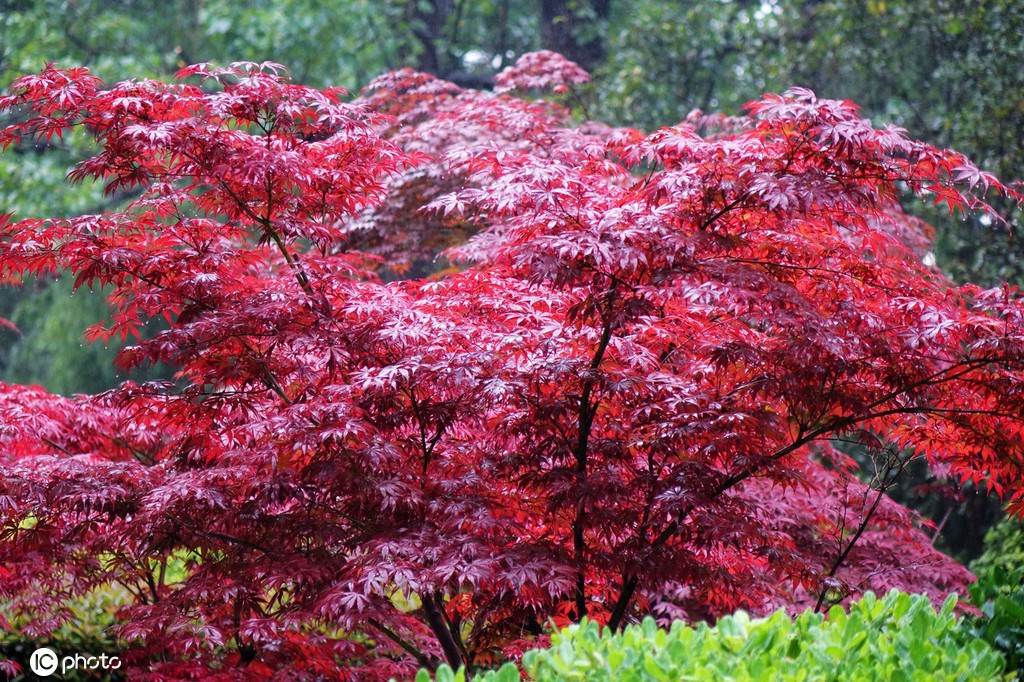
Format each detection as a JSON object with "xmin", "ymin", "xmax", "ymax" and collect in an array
[{"xmin": 1, "ymin": 53, "xmax": 1023, "ymax": 679}]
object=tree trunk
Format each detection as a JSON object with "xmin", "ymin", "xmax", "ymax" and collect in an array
[
  {"xmin": 538, "ymin": 0, "xmax": 611, "ymax": 73},
  {"xmin": 407, "ymin": 0, "xmax": 456, "ymax": 75}
]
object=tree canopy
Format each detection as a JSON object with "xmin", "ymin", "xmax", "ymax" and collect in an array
[
  {"xmin": 0, "ymin": 54, "xmax": 1022, "ymax": 678},
  {"xmin": 3, "ymin": 0, "xmax": 1023, "ymax": 395}
]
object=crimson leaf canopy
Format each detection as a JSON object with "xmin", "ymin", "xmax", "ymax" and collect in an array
[{"xmin": 0, "ymin": 52, "xmax": 1022, "ymax": 679}]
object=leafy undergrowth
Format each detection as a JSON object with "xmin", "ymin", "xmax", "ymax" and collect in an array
[
  {"xmin": 967, "ymin": 518, "xmax": 1024, "ymax": 679},
  {"xmin": 0, "ymin": 585, "xmax": 127, "ymax": 680},
  {"xmin": 414, "ymin": 591, "xmax": 1009, "ymax": 682}
]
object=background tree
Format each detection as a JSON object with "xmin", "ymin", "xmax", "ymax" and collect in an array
[{"xmin": 538, "ymin": 0, "xmax": 610, "ymax": 73}]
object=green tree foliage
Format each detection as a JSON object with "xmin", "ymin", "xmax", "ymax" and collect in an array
[
  {"xmin": 3, "ymin": 279, "xmax": 129, "ymax": 394},
  {"xmin": 597, "ymin": 1, "xmax": 777, "ymax": 128},
  {"xmin": 1, "ymin": 0, "xmax": 418, "ymax": 90},
  {"xmin": 599, "ymin": 0, "xmax": 1024, "ymax": 284},
  {"xmin": 197, "ymin": 0, "xmax": 411, "ymax": 87}
]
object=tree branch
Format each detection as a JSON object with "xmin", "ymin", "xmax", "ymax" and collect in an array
[
  {"xmin": 368, "ymin": 618, "xmax": 437, "ymax": 671},
  {"xmin": 572, "ymin": 290, "xmax": 617, "ymax": 620},
  {"xmin": 813, "ymin": 446, "xmax": 906, "ymax": 612},
  {"xmin": 422, "ymin": 593, "xmax": 463, "ymax": 670},
  {"xmin": 607, "ymin": 354, "xmax": 1004, "ymax": 629}
]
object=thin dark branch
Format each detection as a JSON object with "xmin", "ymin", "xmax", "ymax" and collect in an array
[
  {"xmin": 572, "ymin": 289, "xmax": 618, "ymax": 620},
  {"xmin": 813, "ymin": 449, "xmax": 901, "ymax": 613},
  {"xmin": 368, "ymin": 618, "xmax": 437, "ymax": 671}
]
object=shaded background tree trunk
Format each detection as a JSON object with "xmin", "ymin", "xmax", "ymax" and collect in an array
[{"xmin": 539, "ymin": 0, "xmax": 611, "ymax": 72}]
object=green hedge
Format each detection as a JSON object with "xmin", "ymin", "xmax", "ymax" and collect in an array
[
  {"xmin": 968, "ymin": 517, "xmax": 1024, "ymax": 678},
  {"xmin": 416, "ymin": 591, "xmax": 1008, "ymax": 682}
]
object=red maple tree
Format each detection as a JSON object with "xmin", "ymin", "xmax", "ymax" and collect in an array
[{"xmin": 1, "ymin": 54, "xmax": 1023, "ymax": 679}]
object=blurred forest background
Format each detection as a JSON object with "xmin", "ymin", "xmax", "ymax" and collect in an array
[{"xmin": 0, "ymin": 0, "xmax": 1022, "ymax": 559}]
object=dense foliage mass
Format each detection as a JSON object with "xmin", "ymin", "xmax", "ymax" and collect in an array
[
  {"xmin": 967, "ymin": 518, "xmax": 1024, "ymax": 677},
  {"xmin": 1, "ymin": 54, "xmax": 1024, "ymax": 679},
  {"xmin": 5, "ymin": 1, "xmax": 1024, "ymax": 401},
  {"xmin": 419, "ymin": 591, "xmax": 1007, "ymax": 682}
]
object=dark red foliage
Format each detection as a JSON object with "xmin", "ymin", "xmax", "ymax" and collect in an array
[{"xmin": 1, "ymin": 54, "xmax": 1023, "ymax": 679}]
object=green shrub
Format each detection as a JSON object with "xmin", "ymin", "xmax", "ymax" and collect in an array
[
  {"xmin": 415, "ymin": 591, "xmax": 1007, "ymax": 682},
  {"xmin": 967, "ymin": 517, "xmax": 1024, "ymax": 679},
  {"xmin": 1, "ymin": 585, "xmax": 127, "ymax": 681}
]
